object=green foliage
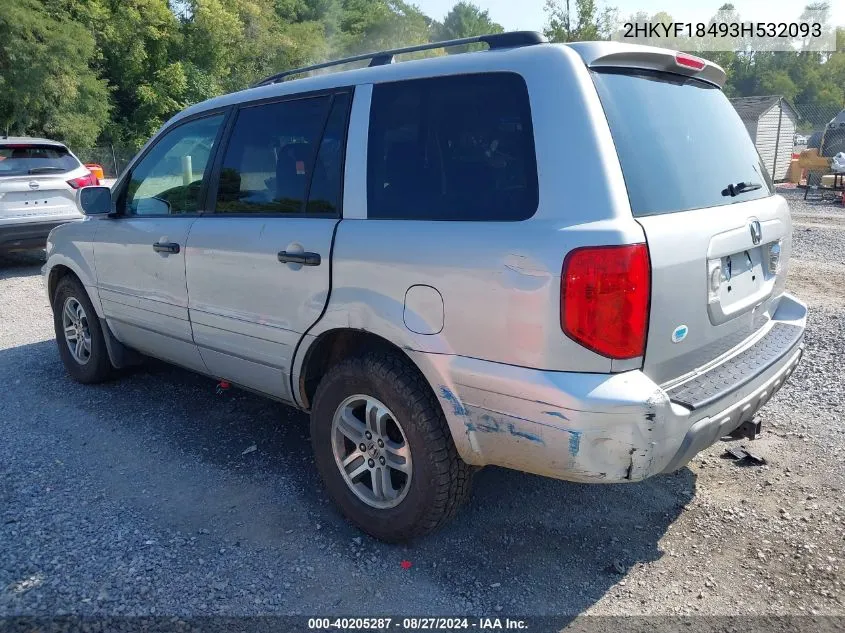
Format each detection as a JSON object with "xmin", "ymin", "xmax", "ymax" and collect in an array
[
  {"xmin": 334, "ymin": 0, "xmax": 431, "ymax": 56},
  {"xmin": 544, "ymin": 0, "xmax": 618, "ymax": 42},
  {"xmin": 0, "ymin": 0, "xmax": 110, "ymax": 146},
  {"xmin": 2, "ymin": 0, "xmax": 842, "ymax": 150},
  {"xmin": 432, "ymin": 1, "xmax": 503, "ymax": 50}
]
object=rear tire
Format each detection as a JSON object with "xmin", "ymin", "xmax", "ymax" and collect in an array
[
  {"xmin": 53, "ymin": 276, "xmax": 115, "ymax": 384},
  {"xmin": 311, "ymin": 351, "xmax": 472, "ymax": 542}
]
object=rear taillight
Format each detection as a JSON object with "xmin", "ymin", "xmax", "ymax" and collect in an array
[
  {"xmin": 561, "ymin": 244, "xmax": 651, "ymax": 360},
  {"xmin": 67, "ymin": 172, "xmax": 99, "ymax": 188}
]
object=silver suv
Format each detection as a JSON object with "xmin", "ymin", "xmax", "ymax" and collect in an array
[
  {"xmin": 0, "ymin": 138, "xmax": 96, "ymax": 252},
  {"xmin": 43, "ymin": 33, "xmax": 807, "ymax": 542}
]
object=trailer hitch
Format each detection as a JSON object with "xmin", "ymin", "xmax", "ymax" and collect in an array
[{"xmin": 730, "ymin": 419, "xmax": 762, "ymax": 441}]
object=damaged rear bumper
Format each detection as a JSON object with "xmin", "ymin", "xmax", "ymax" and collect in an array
[{"xmin": 411, "ymin": 294, "xmax": 807, "ymax": 483}]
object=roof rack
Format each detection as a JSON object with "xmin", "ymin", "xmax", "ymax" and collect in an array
[{"xmin": 252, "ymin": 31, "xmax": 547, "ymax": 88}]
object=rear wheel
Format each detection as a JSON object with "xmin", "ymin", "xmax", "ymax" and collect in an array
[
  {"xmin": 311, "ymin": 351, "xmax": 472, "ymax": 542},
  {"xmin": 53, "ymin": 276, "xmax": 115, "ymax": 383}
]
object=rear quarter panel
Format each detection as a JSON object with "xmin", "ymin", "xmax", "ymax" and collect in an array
[{"xmin": 309, "ymin": 44, "xmax": 646, "ymax": 373}]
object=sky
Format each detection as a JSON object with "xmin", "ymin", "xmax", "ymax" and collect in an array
[{"xmin": 414, "ymin": 0, "xmax": 845, "ymax": 31}]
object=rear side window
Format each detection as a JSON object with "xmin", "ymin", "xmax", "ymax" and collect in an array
[
  {"xmin": 592, "ymin": 70, "xmax": 774, "ymax": 217},
  {"xmin": 367, "ymin": 73, "xmax": 538, "ymax": 221},
  {"xmin": 0, "ymin": 145, "xmax": 79, "ymax": 176},
  {"xmin": 214, "ymin": 92, "xmax": 349, "ymax": 215}
]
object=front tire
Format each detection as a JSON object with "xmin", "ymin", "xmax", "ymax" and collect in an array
[
  {"xmin": 53, "ymin": 276, "xmax": 115, "ymax": 383},
  {"xmin": 311, "ymin": 351, "xmax": 472, "ymax": 542}
]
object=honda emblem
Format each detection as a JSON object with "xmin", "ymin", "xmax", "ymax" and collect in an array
[{"xmin": 749, "ymin": 220, "xmax": 762, "ymax": 245}]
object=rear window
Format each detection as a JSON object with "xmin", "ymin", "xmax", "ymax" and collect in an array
[
  {"xmin": 592, "ymin": 70, "xmax": 774, "ymax": 217},
  {"xmin": 0, "ymin": 144, "xmax": 79, "ymax": 177},
  {"xmin": 367, "ymin": 72, "xmax": 538, "ymax": 221}
]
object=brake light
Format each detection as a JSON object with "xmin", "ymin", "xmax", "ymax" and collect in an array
[
  {"xmin": 561, "ymin": 244, "xmax": 651, "ymax": 360},
  {"xmin": 675, "ymin": 52, "xmax": 706, "ymax": 71},
  {"xmin": 67, "ymin": 172, "xmax": 99, "ymax": 188}
]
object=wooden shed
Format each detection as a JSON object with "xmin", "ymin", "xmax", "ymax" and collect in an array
[{"xmin": 730, "ymin": 96, "xmax": 799, "ymax": 181}]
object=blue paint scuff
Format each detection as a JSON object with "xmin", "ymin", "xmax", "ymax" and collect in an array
[
  {"xmin": 568, "ymin": 430, "xmax": 582, "ymax": 456},
  {"xmin": 507, "ymin": 423, "xmax": 545, "ymax": 445},
  {"xmin": 452, "ymin": 399, "xmax": 581, "ymax": 455},
  {"xmin": 475, "ymin": 414, "xmax": 501, "ymax": 433},
  {"xmin": 439, "ymin": 386, "xmax": 468, "ymax": 416},
  {"xmin": 543, "ymin": 411, "xmax": 570, "ymax": 421}
]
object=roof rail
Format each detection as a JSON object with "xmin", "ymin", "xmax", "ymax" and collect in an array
[{"xmin": 251, "ymin": 31, "xmax": 547, "ymax": 88}]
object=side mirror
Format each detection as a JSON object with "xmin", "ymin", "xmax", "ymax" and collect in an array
[{"xmin": 77, "ymin": 186, "xmax": 113, "ymax": 216}]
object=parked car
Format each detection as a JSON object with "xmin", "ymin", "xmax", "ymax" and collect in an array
[
  {"xmin": 0, "ymin": 137, "xmax": 98, "ymax": 253},
  {"xmin": 43, "ymin": 33, "xmax": 806, "ymax": 542}
]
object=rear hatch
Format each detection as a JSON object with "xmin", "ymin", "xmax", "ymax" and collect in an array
[
  {"xmin": 590, "ymin": 65, "xmax": 791, "ymax": 386},
  {"xmin": 0, "ymin": 143, "xmax": 81, "ymax": 223}
]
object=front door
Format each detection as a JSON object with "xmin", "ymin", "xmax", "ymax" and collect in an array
[
  {"xmin": 185, "ymin": 92, "xmax": 350, "ymax": 401},
  {"xmin": 94, "ymin": 112, "xmax": 226, "ymax": 372}
]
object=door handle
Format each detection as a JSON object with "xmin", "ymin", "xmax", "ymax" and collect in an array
[
  {"xmin": 153, "ymin": 242, "xmax": 180, "ymax": 254},
  {"xmin": 277, "ymin": 251, "xmax": 321, "ymax": 266}
]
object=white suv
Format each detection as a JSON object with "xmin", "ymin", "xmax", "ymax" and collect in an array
[
  {"xmin": 0, "ymin": 138, "xmax": 97, "ymax": 252},
  {"xmin": 43, "ymin": 33, "xmax": 806, "ymax": 542}
]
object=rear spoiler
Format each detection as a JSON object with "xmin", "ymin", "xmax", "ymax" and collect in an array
[{"xmin": 566, "ymin": 42, "xmax": 727, "ymax": 88}]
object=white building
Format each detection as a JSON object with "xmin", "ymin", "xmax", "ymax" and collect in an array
[{"xmin": 731, "ymin": 96, "xmax": 799, "ymax": 181}]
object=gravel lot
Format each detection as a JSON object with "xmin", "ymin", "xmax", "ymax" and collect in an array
[{"xmin": 1, "ymin": 188, "xmax": 843, "ymax": 619}]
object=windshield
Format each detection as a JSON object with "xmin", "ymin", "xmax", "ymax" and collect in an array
[
  {"xmin": 0, "ymin": 144, "xmax": 80, "ymax": 177},
  {"xmin": 591, "ymin": 69, "xmax": 774, "ymax": 217}
]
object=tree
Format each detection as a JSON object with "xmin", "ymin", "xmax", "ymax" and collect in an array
[
  {"xmin": 760, "ymin": 70, "xmax": 799, "ymax": 101},
  {"xmin": 95, "ymin": 0, "xmax": 185, "ymax": 146},
  {"xmin": 0, "ymin": 0, "xmax": 110, "ymax": 146},
  {"xmin": 544, "ymin": 0, "xmax": 617, "ymax": 43},
  {"xmin": 178, "ymin": 0, "xmax": 329, "ymax": 112},
  {"xmin": 433, "ymin": 2, "xmax": 503, "ymax": 45},
  {"xmin": 333, "ymin": 0, "xmax": 431, "ymax": 56},
  {"xmin": 2, "ymin": 0, "xmax": 842, "ymax": 152}
]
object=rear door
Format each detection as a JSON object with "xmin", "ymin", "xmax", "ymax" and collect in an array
[
  {"xmin": 184, "ymin": 91, "xmax": 350, "ymax": 402},
  {"xmin": 591, "ymin": 69, "xmax": 791, "ymax": 385}
]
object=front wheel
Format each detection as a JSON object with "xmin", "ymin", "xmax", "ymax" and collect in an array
[
  {"xmin": 53, "ymin": 276, "xmax": 115, "ymax": 383},
  {"xmin": 311, "ymin": 351, "xmax": 472, "ymax": 542}
]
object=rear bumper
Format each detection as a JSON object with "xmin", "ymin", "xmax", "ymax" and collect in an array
[
  {"xmin": 0, "ymin": 219, "xmax": 78, "ymax": 252},
  {"xmin": 659, "ymin": 343, "xmax": 802, "ymax": 473},
  {"xmin": 413, "ymin": 293, "xmax": 807, "ymax": 483}
]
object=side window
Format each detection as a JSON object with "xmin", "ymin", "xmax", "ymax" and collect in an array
[
  {"xmin": 367, "ymin": 73, "xmax": 538, "ymax": 221},
  {"xmin": 214, "ymin": 94, "xmax": 347, "ymax": 215},
  {"xmin": 122, "ymin": 114, "xmax": 224, "ymax": 216}
]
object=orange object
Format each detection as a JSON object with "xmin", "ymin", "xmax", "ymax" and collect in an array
[
  {"xmin": 84, "ymin": 163, "xmax": 105, "ymax": 182},
  {"xmin": 787, "ymin": 159, "xmax": 803, "ymax": 184}
]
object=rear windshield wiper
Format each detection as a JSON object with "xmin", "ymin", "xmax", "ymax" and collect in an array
[
  {"xmin": 722, "ymin": 181, "xmax": 762, "ymax": 197},
  {"xmin": 27, "ymin": 166, "xmax": 67, "ymax": 174}
]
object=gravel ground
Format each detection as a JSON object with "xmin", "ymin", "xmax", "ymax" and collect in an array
[{"xmin": 1, "ymin": 189, "xmax": 843, "ymax": 619}]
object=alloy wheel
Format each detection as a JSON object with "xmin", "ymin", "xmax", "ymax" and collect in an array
[{"xmin": 330, "ymin": 394, "xmax": 413, "ymax": 509}]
